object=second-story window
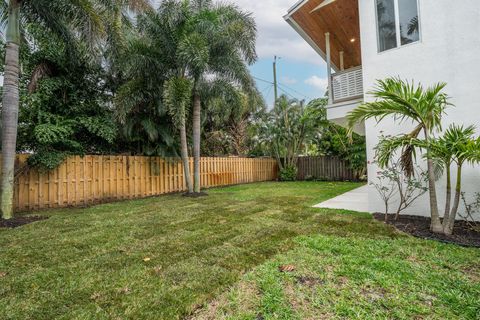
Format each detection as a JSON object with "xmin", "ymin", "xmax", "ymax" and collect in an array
[{"xmin": 376, "ymin": 0, "xmax": 420, "ymax": 52}]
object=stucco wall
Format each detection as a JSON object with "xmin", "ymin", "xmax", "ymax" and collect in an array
[{"xmin": 358, "ymin": 0, "xmax": 480, "ymax": 218}]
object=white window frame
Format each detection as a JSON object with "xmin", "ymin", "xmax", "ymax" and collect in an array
[{"xmin": 375, "ymin": 0, "xmax": 422, "ymax": 53}]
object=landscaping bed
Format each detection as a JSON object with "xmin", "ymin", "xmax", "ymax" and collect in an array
[
  {"xmin": 374, "ymin": 213, "xmax": 480, "ymax": 247},
  {"xmin": 0, "ymin": 216, "xmax": 48, "ymax": 228}
]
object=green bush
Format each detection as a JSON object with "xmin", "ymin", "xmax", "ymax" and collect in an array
[{"xmin": 279, "ymin": 165, "xmax": 298, "ymax": 181}]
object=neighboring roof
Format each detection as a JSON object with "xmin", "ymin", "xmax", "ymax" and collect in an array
[{"xmin": 284, "ymin": 0, "xmax": 361, "ymax": 71}]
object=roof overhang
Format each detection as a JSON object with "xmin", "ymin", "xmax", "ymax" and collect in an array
[{"xmin": 284, "ymin": 0, "xmax": 361, "ymax": 71}]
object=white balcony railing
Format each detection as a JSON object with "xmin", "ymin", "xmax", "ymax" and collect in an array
[{"xmin": 331, "ymin": 66, "xmax": 363, "ymax": 103}]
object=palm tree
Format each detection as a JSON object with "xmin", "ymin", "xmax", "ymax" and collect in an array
[
  {"xmin": 435, "ymin": 125, "xmax": 477, "ymax": 235},
  {"xmin": 0, "ymin": 0, "xmax": 151, "ymax": 219},
  {"xmin": 347, "ymin": 78, "xmax": 450, "ymax": 233},
  {"xmin": 0, "ymin": 0, "xmax": 102, "ymax": 219},
  {"xmin": 184, "ymin": 0, "xmax": 257, "ymax": 194},
  {"xmin": 115, "ymin": 2, "xmax": 193, "ymax": 192},
  {"xmin": 202, "ymin": 86, "xmax": 265, "ymax": 156},
  {"xmin": 164, "ymin": 77, "xmax": 194, "ymax": 193},
  {"xmin": 428, "ymin": 137, "xmax": 456, "ymax": 224},
  {"xmin": 0, "ymin": 0, "xmax": 21, "ymax": 220}
]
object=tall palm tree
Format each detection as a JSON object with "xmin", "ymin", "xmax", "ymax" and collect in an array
[
  {"xmin": 347, "ymin": 78, "xmax": 450, "ymax": 233},
  {"xmin": 184, "ymin": 0, "xmax": 257, "ymax": 194},
  {"xmin": 0, "ymin": 0, "xmax": 104, "ymax": 219},
  {"xmin": 0, "ymin": 0, "xmax": 21, "ymax": 220},
  {"xmin": 0, "ymin": 0, "xmax": 151, "ymax": 219},
  {"xmin": 164, "ymin": 76, "xmax": 194, "ymax": 193},
  {"xmin": 116, "ymin": 1, "xmax": 195, "ymax": 193}
]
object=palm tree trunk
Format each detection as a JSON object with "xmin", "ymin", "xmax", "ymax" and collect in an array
[
  {"xmin": 1, "ymin": 1, "xmax": 21, "ymax": 220},
  {"xmin": 424, "ymin": 130, "xmax": 442, "ymax": 233},
  {"xmin": 445, "ymin": 164, "xmax": 462, "ymax": 235},
  {"xmin": 179, "ymin": 121, "xmax": 193, "ymax": 194},
  {"xmin": 442, "ymin": 165, "xmax": 452, "ymax": 232},
  {"xmin": 192, "ymin": 92, "xmax": 201, "ymax": 193}
]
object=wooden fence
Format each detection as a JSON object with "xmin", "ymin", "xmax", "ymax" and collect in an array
[
  {"xmin": 296, "ymin": 156, "xmax": 357, "ymax": 181},
  {"xmin": 12, "ymin": 155, "xmax": 278, "ymax": 212}
]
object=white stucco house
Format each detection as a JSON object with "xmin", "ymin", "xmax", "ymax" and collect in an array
[{"xmin": 284, "ymin": 0, "xmax": 480, "ymax": 217}]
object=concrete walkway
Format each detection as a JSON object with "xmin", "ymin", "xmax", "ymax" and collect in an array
[{"xmin": 313, "ymin": 185, "xmax": 371, "ymax": 213}]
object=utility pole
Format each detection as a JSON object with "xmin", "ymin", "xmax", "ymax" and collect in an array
[{"xmin": 273, "ymin": 55, "xmax": 278, "ymax": 108}]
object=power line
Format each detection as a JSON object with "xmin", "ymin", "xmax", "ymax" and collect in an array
[
  {"xmin": 253, "ymin": 75, "xmax": 312, "ymax": 101},
  {"xmin": 277, "ymin": 84, "xmax": 305, "ymax": 101},
  {"xmin": 278, "ymin": 82, "xmax": 311, "ymax": 100},
  {"xmin": 264, "ymin": 85, "xmax": 273, "ymax": 101},
  {"xmin": 277, "ymin": 86, "xmax": 297, "ymax": 100},
  {"xmin": 252, "ymin": 76, "xmax": 273, "ymax": 85}
]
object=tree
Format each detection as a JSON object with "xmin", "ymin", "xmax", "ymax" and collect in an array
[
  {"xmin": 0, "ymin": 0, "xmax": 104, "ymax": 219},
  {"xmin": 316, "ymin": 124, "xmax": 367, "ymax": 180},
  {"xmin": 347, "ymin": 78, "xmax": 450, "ymax": 233},
  {"xmin": 202, "ymin": 87, "xmax": 265, "ymax": 157},
  {"xmin": 258, "ymin": 95, "xmax": 327, "ymax": 180},
  {"xmin": 432, "ymin": 125, "xmax": 478, "ymax": 235},
  {"xmin": 0, "ymin": 0, "xmax": 151, "ymax": 219},
  {"xmin": 17, "ymin": 27, "xmax": 117, "ymax": 171},
  {"xmin": 182, "ymin": 0, "xmax": 257, "ymax": 194},
  {"xmin": 115, "ymin": 2, "xmax": 189, "ymax": 190},
  {"xmin": 370, "ymin": 166, "xmax": 398, "ymax": 221},
  {"xmin": 164, "ymin": 77, "xmax": 194, "ymax": 193}
]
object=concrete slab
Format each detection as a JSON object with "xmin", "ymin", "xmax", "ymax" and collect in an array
[{"xmin": 313, "ymin": 185, "xmax": 371, "ymax": 213}]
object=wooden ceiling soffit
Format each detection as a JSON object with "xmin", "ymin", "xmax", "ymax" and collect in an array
[{"xmin": 287, "ymin": 0, "xmax": 361, "ymax": 70}]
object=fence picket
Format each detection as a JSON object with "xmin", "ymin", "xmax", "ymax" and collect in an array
[{"xmin": 8, "ymin": 155, "xmax": 278, "ymax": 211}]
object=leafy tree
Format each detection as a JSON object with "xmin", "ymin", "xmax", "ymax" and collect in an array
[
  {"xmin": 17, "ymin": 28, "xmax": 117, "ymax": 171},
  {"xmin": 347, "ymin": 78, "xmax": 450, "ymax": 233},
  {"xmin": 0, "ymin": 0, "xmax": 106, "ymax": 219},
  {"xmin": 258, "ymin": 95, "xmax": 327, "ymax": 179},
  {"xmin": 202, "ymin": 85, "xmax": 265, "ymax": 156},
  {"xmin": 114, "ymin": 4, "xmax": 180, "ymax": 158},
  {"xmin": 315, "ymin": 123, "xmax": 367, "ymax": 180},
  {"xmin": 0, "ymin": 0, "xmax": 150, "ymax": 219}
]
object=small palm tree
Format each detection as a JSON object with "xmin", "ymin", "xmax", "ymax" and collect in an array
[
  {"xmin": 347, "ymin": 78, "xmax": 450, "ymax": 233},
  {"xmin": 435, "ymin": 125, "xmax": 478, "ymax": 235}
]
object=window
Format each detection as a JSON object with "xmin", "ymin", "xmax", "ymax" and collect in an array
[{"xmin": 376, "ymin": 0, "xmax": 420, "ymax": 52}]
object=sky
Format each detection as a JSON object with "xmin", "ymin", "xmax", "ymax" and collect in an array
[
  {"xmin": 234, "ymin": 0, "xmax": 328, "ymax": 108},
  {"xmin": 152, "ymin": 0, "xmax": 328, "ymax": 108}
]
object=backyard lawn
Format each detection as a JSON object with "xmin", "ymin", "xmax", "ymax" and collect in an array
[{"xmin": 1, "ymin": 182, "xmax": 479, "ymax": 319}]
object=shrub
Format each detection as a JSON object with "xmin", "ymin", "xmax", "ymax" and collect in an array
[{"xmin": 279, "ymin": 165, "xmax": 298, "ymax": 181}]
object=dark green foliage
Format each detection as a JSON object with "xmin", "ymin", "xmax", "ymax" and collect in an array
[
  {"xmin": 316, "ymin": 123, "xmax": 367, "ymax": 178},
  {"xmin": 279, "ymin": 165, "xmax": 298, "ymax": 181},
  {"xmin": 202, "ymin": 88, "xmax": 265, "ymax": 156},
  {"xmin": 16, "ymin": 27, "xmax": 117, "ymax": 170},
  {"xmin": 256, "ymin": 95, "xmax": 328, "ymax": 169}
]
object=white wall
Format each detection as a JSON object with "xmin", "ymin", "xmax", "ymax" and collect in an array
[{"xmin": 358, "ymin": 0, "xmax": 480, "ymax": 218}]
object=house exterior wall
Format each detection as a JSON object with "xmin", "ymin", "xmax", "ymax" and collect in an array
[{"xmin": 358, "ymin": 0, "xmax": 480, "ymax": 217}]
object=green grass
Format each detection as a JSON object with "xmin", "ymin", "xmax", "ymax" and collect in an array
[{"xmin": 0, "ymin": 182, "xmax": 478, "ymax": 320}]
